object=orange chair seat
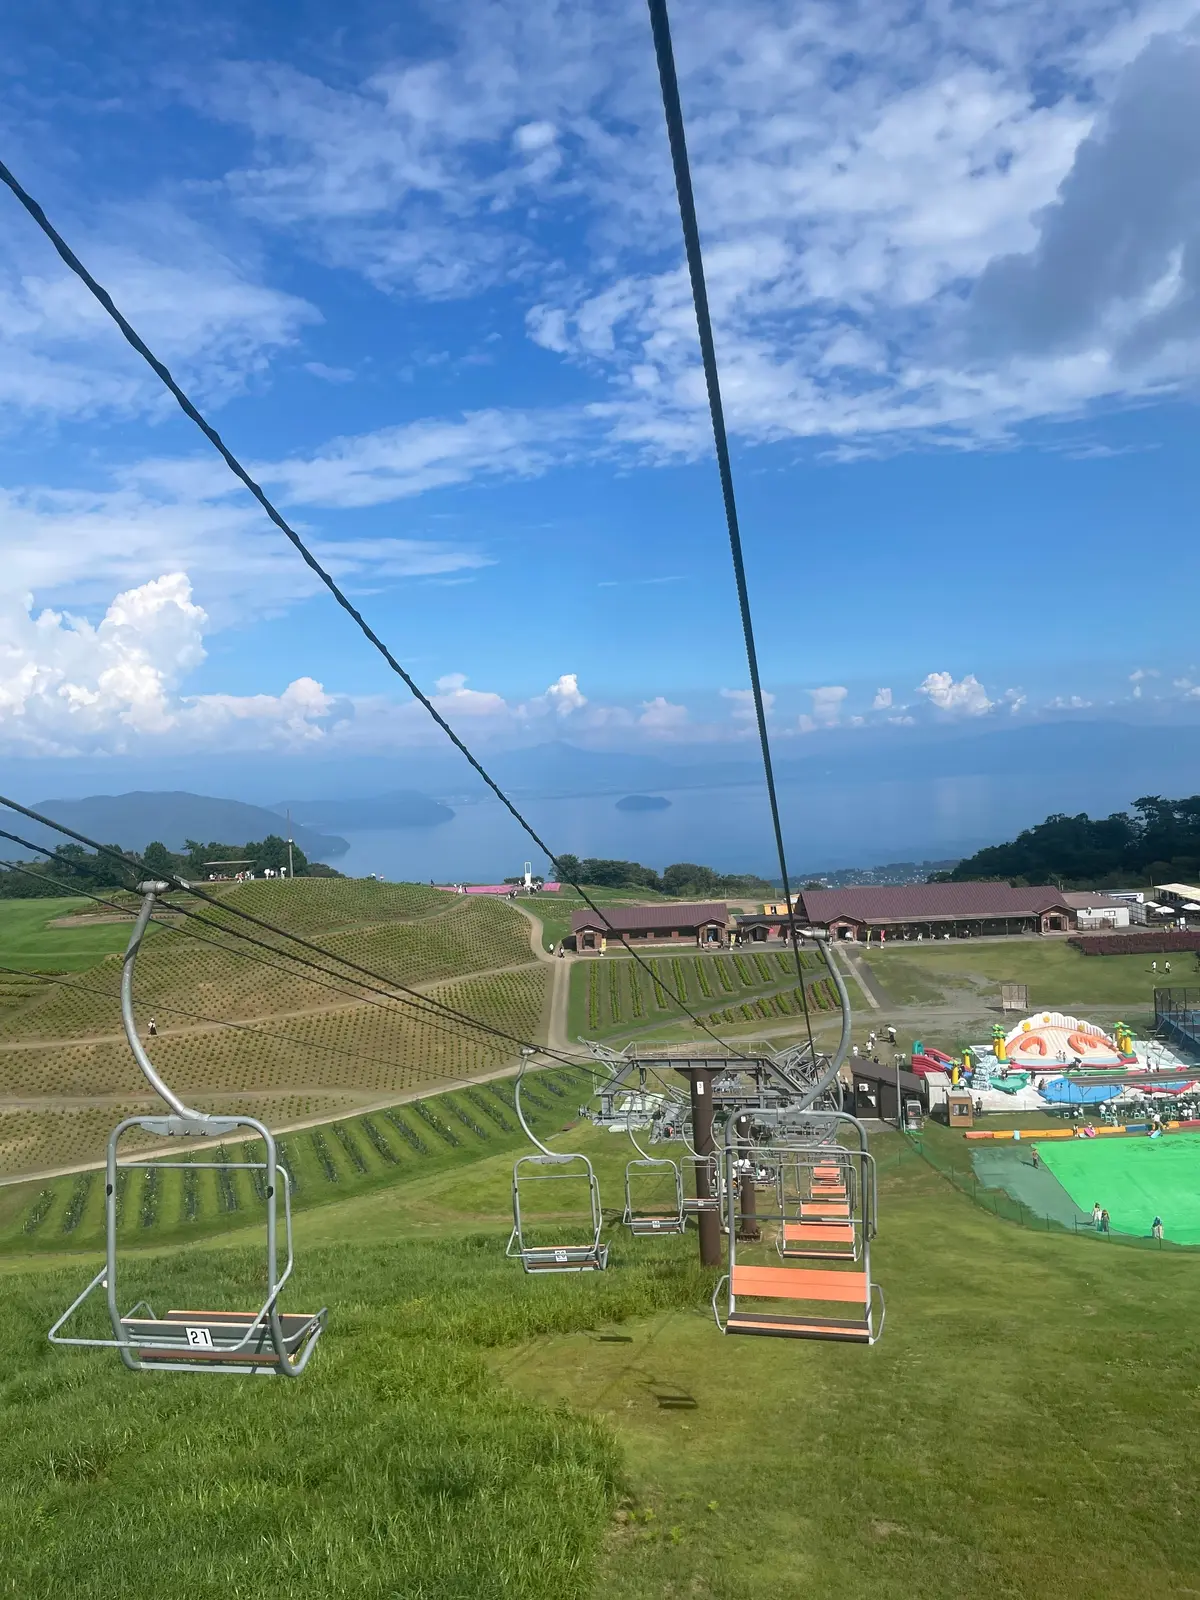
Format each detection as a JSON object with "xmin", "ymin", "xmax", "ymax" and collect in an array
[
  {"xmin": 731, "ymin": 1263, "xmax": 868, "ymax": 1306},
  {"xmin": 782, "ymin": 1222, "xmax": 854, "ymax": 1243}
]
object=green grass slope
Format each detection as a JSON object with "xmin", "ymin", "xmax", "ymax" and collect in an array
[
  {"xmin": 5, "ymin": 1121, "xmax": 1200, "ymax": 1597},
  {"xmin": 0, "ymin": 898, "xmax": 144, "ymax": 974}
]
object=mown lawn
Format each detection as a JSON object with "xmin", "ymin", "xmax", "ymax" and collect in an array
[
  {"xmin": 0, "ymin": 897, "xmax": 147, "ymax": 973},
  {"xmin": 864, "ymin": 936, "xmax": 1175, "ymax": 1012}
]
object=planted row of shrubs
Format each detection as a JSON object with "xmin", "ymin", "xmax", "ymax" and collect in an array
[{"xmin": 13, "ymin": 1069, "xmax": 585, "ymax": 1238}]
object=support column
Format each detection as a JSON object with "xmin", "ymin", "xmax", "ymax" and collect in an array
[{"xmin": 689, "ymin": 1067, "xmax": 721, "ymax": 1267}]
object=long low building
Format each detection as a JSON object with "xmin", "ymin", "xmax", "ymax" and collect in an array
[
  {"xmin": 739, "ymin": 882, "xmax": 1080, "ymax": 942},
  {"xmin": 571, "ymin": 901, "xmax": 727, "ymax": 951}
]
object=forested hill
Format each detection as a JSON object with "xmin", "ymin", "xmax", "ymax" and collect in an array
[{"xmin": 947, "ymin": 796, "xmax": 1200, "ymax": 887}]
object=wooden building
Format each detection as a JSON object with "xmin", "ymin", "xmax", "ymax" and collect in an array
[{"xmin": 570, "ymin": 902, "xmax": 727, "ymax": 952}]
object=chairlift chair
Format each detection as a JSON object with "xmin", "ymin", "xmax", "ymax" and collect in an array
[
  {"xmin": 48, "ymin": 882, "xmax": 327, "ymax": 1376},
  {"xmin": 622, "ymin": 1119, "xmax": 686, "ymax": 1236},
  {"xmin": 507, "ymin": 1056, "xmax": 609, "ymax": 1273},
  {"xmin": 713, "ymin": 1111, "xmax": 884, "ymax": 1343}
]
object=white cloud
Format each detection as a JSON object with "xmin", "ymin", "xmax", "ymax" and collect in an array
[
  {"xmin": 1047, "ymin": 694, "xmax": 1093, "ymax": 709},
  {"xmin": 0, "ymin": 467, "xmax": 491, "ymax": 629},
  {"xmin": 0, "ymin": 573, "xmax": 347, "ymax": 756},
  {"xmin": 0, "ymin": 199, "xmax": 318, "ymax": 421},
  {"xmin": 918, "ymin": 671, "xmax": 993, "ymax": 716},
  {"xmin": 795, "ymin": 685, "xmax": 848, "ymax": 734},
  {"xmin": 720, "ymin": 687, "xmax": 774, "ymax": 721},
  {"xmin": 538, "ymin": 673, "xmax": 588, "ymax": 716},
  {"xmin": 253, "ymin": 408, "xmax": 587, "ymax": 509},
  {"xmin": 810, "ymin": 685, "xmax": 848, "ymax": 724},
  {"xmin": 872, "ymin": 687, "xmax": 893, "ymax": 710},
  {"xmin": 637, "ymin": 696, "xmax": 689, "ymax": 730}
]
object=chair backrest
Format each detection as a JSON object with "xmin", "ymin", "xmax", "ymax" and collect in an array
[{"xmin": 732, "ymin": 1263, "xmax": 869, "ymax": 1306}]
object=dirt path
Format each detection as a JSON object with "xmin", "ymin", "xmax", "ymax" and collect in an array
[
  {"xmin": 833, "ymin": 943, "xmax": 882, "ymax": 1010},
  {"xmin": 511, "ymin": 902, "xmax": 570, "ymax": 1054}
]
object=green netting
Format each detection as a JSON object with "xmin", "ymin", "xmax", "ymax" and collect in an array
[
  {"xmin": 1038, "ymin": 1133, "xmax": 1200, "ymax": 1244},
  {"xmin": 971, "ymin": 1147, "xmax": 1091, "ymax": 1230}
]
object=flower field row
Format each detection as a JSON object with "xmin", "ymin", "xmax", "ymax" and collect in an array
[
  {"xmin": 0, "ymin": 1066, "xmax": 592, "ymax": 1253},
  {"xmin": 0, "ymin": 966, "xmax": 548, "ymax": 1174},
  {"xmin": 0, "ymin": 889, "xmax": 537, "ymax": 1041},
  {"xmin": 569, "ymin": 949, "xmax": 829, "ymax": 1038}
]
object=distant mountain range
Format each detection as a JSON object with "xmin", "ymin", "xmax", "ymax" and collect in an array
[{"xmin": 20, "ymin": 792, "xmax": 349, "ymax": 860}]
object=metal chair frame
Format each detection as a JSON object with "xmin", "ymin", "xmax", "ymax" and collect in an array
[
  {"xmin": 506, "ymin": 1055, "xmax": 609, "ymax": 1273},
  {"xmin": 623, "ymin": 1156, "xmax": 686, "ymax": 1235},
  {"xmin": 620, "ymin": 1115, "xmax": 686, "ymax": 1236},
  {"xmin": 47, "ymin": 882, "xmax": 327, "ymax": 1376}
]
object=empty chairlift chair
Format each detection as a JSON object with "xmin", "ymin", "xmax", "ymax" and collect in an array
[
  {"xmin": 623, "ymin": 1151, "xmax": 686, "ymax": 1236},
  {"xmin": 48, "ymin": 881, "xmax": 327, "ymax": 1376},
  {"xmin": 507, "ymin": 1057, "xmax": 609, "ymax": 1273},
  {"xmin": 619, "ymin": 1108, "xmax": 686, "ymax": 1236},
  {"xmin": 778, "ymin": 1152, "xmax": 860, "ymax": 1263},
  {"xmin": 714, "ymin": 1112, "xmax": 883, "ymax": 1344}
]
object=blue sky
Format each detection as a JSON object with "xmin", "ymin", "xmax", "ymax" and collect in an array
[{"xmin": 2, "ymin": 0, "xmax": 1200, "ymax": 778}]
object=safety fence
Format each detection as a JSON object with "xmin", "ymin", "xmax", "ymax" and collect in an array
[{"xmin": 903, "ymin": 1129, "xmax": 1193, "ymax": 1253}]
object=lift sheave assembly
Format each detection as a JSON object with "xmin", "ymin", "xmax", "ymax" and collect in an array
[{"xmin": 48, "ymin": 881, "xmax": 327, "ymax": 1376}]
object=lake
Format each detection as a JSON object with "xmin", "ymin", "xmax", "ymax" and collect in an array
[{"xmin": 323, "ymin": 771, "xmax": 1083, "ymax": 882}]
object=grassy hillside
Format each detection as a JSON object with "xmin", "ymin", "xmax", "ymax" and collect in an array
[
  {"xmin": 0, "ymin": 880, "xmax": 547, "ymax": 1176},
  {"xmin": 0, "ymin": 896, "xmax": 145, "ymax": 974},
  {"xmin": 0, "ymin": 1066, "xmax": 589, "ymax": 1252},
  {"xmin": 4, "ymin": 1119, "xmax": 1200, "ymax": 1597},
  {"xmin": 861, "ymin": 937, "xmax": 1177, "ymax": 1010}
]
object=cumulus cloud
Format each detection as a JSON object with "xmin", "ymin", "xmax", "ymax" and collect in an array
[
  {"xmin": 918, "ymin": 671, "xmax": 994, "ymax": 716},
  {"xmin": 872, "ymin": 687, "xmax": 893, "ymax": 710},
  {"xmin": 969, "ymin": 34, "xmax": 1200, "ymax": 380},
  {"xmin": 0, "ymin": 573, "xmax": 347, "ymax": 756},
  {"xmin": 637, "ymin": 696, "xmax": 689, "ymax": 730},
  {"xmin": 720, "ymin": 687, "xmax": 775, "ymax": 722}
]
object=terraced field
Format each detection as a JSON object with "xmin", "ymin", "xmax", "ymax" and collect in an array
[
  {"xmin": 0, "ymin": 890, "xmax": 531, "ymax": 1043},
  {"xmin": 0, "ymin": 881, "xmax": 548, "ymax": 1176},
  {"xmin": 568, "ymin": 948, "xmax": 840, "ymax": 1040},
  {"xmin": 0, "ymin": 1064, "xmax": 589, "ymax": 1251}
]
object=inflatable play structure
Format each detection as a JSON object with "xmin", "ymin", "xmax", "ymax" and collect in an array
[
  {"xmin": 912, "ymin": 1013, "xmax": 1197, "ymax": 1114},
  {"xmin": 1001, "ymin": 1012, "xmax": 1135, "ymax": 1072}
]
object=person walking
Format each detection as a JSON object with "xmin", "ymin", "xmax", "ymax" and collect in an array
[
  {"xmin": 1031, "ymin": 1144, "xmax": 1041, "ymax": 1170},
  {"xmin": 1165, "ymin": 961, "xmax": 1172, "ymax": 975},
  {"xmin": 1100, "ymin": 1208, "xmax": 1111, "ymax": 1234},
  {"xmin": 1152, "ymin": 960, "xmax": 1158, "ymax": 973},
  {"xmin": 1091, "ymin": 1201, "xmax": 1102, "ymax": 1229},
  {"xmin": 1152, "ymin": 1216, "xmax": 1164, "ymax": 1240},
  {"xmin": 148, "ymin": 1018, "xmax": 157, "ymax": 1037}
]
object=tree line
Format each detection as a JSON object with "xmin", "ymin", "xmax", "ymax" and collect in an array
[
  {"xmin": 552, "ymin": 856, "xmax": 775, "ymax": 897},
  {"xmin": 943, "ymin": 796, "xmax": 1200, "ymax": 888},
  {"xmin": 0, "ymin": 836, "xmax": 340, "ymax": 898}
]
